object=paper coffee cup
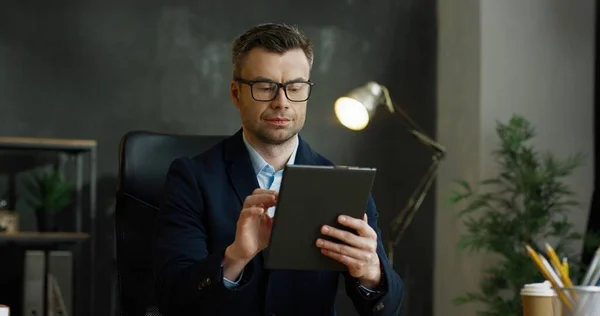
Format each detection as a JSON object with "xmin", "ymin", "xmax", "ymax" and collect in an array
[
  {"xmin": 0, "ymin": 304, "xmax": 9, "ymax": 316},
  {"xmin": 521, "ymin": 281, "xmax": 560, "ymax": 316}
]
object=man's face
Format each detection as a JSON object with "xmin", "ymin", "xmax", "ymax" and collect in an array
[{"xmin": 230, "ymin": 47, "xmax": 311, "ymax": 145}]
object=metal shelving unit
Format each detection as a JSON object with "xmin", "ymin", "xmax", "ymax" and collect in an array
[{"xmin": 0, "ymin": 136, "xmax": 97, "ymax": 316}]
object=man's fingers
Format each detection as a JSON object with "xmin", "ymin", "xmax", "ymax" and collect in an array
[
  {"xmin": 320, "ymin": 225, "xmax": 377, "ymax": 252},
  {"xmin": 319, "ymin": 249, "xmax": 365, "ymax": 277},
  {"xmin": 239, "ymin": 206, "xmax": 265, "ymax": 219},
  {"xmin": 337, "ymin": 215, "xmax": 376, "ymax": 238},
  {"xmin": 243, "ymin": 193, "xmax": 277, "ymax": 209},
  {"xmin": 316, "ymin": 238, "xmax": 373, "ymax": 262},
  {"xmin": 321, "ymin": 226, "xmax": 360, "ymax": 248},
  {"xmin": 252, "ymin": 188, "xmax": 279, "ymax": 196}
]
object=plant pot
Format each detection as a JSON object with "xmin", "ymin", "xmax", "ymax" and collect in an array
[
  {"xmin": 35, "ymin": 208, "xmax": 57, "ymax": 232},
  {"xmin": 0, "ymin": 211, "xmax": 19, "ymax": 233}
]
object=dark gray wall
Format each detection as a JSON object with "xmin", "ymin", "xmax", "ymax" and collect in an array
[{"xmin": 0, "ymin": 1, "xmax": 437, "ymax": 315}]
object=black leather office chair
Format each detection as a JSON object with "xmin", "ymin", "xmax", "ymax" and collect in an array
[{"xmin": 115, "ymin": 131, "xmax": 227, "ymax": 316}]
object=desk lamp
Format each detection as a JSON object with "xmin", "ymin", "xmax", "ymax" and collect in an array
[{"xmin": 334, "ymin": 81, "xmax": 446, "ymax": 264}]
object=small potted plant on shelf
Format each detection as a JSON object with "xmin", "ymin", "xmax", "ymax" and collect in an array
[
  {"xmin": 449, "ymin": 114, "xmax": 599, "ymax": 316},
  {"xmin": 24, "ymin": 167, "xmax": 75, "ymax": 232}
]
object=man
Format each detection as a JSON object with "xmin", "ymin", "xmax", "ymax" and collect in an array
[{"xmin": 154, "ymin": 23, "xmax": 404, "ymax": 316}]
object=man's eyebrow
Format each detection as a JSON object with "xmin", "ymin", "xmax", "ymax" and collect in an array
[{"xmin": 249, "ymin": 76, "xmax": 309, "ymax": 83}]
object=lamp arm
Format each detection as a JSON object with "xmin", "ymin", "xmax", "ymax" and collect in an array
[
  {"xmin": 380, "ymin": 85, "xmax": 446, "ymax": 156},
  {"xmin": 386, "ymin": 156, "xmax": 442, "ymax": 265},
  {"xmin": 378, "ymin": 84, "xmax": 446, "ymax": 265}
]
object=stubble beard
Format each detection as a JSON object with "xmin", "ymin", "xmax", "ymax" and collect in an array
[{"xmin": 254, "ymin": 125, "xmax": 299, "ymax": 146}]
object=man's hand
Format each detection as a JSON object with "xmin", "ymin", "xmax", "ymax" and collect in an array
[
  {"xmin": 223, "ymin": 189, "xmax": 277, "ymax": 281},
  {"xmin": 316, "ymin": 214, "xmax": 382, "ymax": 289}
]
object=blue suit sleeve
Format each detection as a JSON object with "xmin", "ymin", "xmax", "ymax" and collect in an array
[
  {"xmin": 358, "ymin": 284, "xmax": 379, "ymax": 296},
  {"xmin": 153, "ymin": 158, "xmax": 254, "ymax": 315}
]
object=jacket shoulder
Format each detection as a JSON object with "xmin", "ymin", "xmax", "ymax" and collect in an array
[
  {"xmin": 167, "ymin": 138, "xmax": 227, "ymax": 176},
  {"xmin": 313, "ymin": 152, "xmax": 335, "ymax": 166},
  {"xmin": 305, "ymin": 145, "xmax": 336, "ymax": 166}
]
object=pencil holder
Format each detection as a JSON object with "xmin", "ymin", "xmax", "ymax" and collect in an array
[{"xmin": 559, "ymin": 286, "xmax": 600, "ymax": 316}]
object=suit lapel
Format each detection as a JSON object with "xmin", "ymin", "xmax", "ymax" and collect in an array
[
  {"xmin": 224, "ymin": 129, "xmax": 260, "ymax": 205},
  {"xmin": 294, "ymin": 135, "xmax": 317, "ymax": 166},
  {"xmin": 223, "ymin": 130, "xmax": 318, "ymax": 204}
]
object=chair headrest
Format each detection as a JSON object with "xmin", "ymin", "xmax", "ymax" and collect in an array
[{"xmin": 117, "ymin": 131, "xmax": 227, "ymax": 208}]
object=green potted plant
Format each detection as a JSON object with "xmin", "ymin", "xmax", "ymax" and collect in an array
[
  {"xmin": 448, "ymin": 114, "xmax": 599, "ymax": 316},
  {"xmin": 24, "ymin": 167, "xmax": 74, "ymax": 232}
]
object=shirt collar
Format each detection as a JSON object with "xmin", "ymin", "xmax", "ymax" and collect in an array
[{"xmin": 242, "ymin": 132, "xmax": 298, "ymax": 175}]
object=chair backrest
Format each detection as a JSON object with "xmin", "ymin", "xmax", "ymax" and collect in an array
[{"xmin": 115, "ymin": 130, "xmax": 227, "ymax": 316}]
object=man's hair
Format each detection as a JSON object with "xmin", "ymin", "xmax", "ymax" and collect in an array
[{"xmin": 231, "ymin": 23, "xmax": 314, "ymax": 78}]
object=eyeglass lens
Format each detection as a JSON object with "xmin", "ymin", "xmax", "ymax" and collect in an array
[{"xmin": 252, "ymin": 82, "xmax": 311, "ymax": 101}]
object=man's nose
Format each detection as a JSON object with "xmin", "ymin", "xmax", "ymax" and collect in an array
[{"xmin": 270, "ymin": 87, "xmax": 290, "ymax": 109}]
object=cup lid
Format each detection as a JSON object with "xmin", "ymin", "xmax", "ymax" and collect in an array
[{"xmin": 521, "ymin": 281, "xmax": 557, "ymax": 297}]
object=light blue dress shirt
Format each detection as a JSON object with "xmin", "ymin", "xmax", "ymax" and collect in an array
[
  {"xmin": 242, "ymin": 133, "xmax": 299, "ymax": 218},
  {"xmin": 223, "ymin": 134, "xmax": 378, "ymax": 295}
]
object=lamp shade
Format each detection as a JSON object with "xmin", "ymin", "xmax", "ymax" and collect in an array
[{"xmin": 334, "ymin": 81, "xmax": 384, "ymax": 130}]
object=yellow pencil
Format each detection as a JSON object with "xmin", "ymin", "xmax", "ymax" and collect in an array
[
  {"xmin": 545, "ymin": 243, "xmax": 564, "ymax": 273},
  {"xmin": 526, "ymin": 245, "xmax": 574, "ymax": 311},
  {"xmin": 561, "ymin": 257, "xmax": 583, "ymax": 304},
  {"xmin": 562, "ymin": 257, "xmax": 569, "ymax": 279},
  {"xmin": 544, "ymin": 243, "xmax": 577, "ymax": 300}
]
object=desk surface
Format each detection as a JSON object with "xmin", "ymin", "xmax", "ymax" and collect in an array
[{"xmin": 0, "ymin": 232, "xmax": 90, "ymax": 245}]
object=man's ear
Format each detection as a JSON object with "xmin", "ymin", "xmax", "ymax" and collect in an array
[{"xmin": 230, "ymin": 81, "xmax": 241, "ymax": 109}]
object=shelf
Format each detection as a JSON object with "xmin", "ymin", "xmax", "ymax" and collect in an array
[
  {"xmin": 0, "ymin": 137, "xmax": 97, "ymax": 153},
  {"xmin": 0, "ymin": 232, "xmax": 90, "ymax": 246},
  {"xmin": 0, "ymin": 135, "xmax": 98, "ymax": 315}
]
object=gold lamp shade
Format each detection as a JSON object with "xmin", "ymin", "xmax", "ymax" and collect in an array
[{"xmin": 334, "ymin": 82, "xmax": 386, "ymax": 131}]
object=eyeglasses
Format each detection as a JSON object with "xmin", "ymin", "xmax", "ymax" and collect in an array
[{"xmin": 234, "ymin": 77, "xmax": 314, "ymax": 102}]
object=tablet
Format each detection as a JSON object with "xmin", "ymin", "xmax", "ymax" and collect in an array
[{"xmin": 263, "ymin": 164, "xmax": 377, "ymax": 271}]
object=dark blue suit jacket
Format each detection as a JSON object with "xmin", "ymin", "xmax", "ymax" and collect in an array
[{"xmin": 154, "ymin": 129, "xmax": 403, "ymax": 316}]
